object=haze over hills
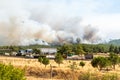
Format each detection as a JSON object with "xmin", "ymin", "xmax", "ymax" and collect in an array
[{"xmin": 108, "ymin": 39, "xmax": 120, "ymax": 46}]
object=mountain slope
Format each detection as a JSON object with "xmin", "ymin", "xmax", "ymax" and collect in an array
[{"xmin": 108, "ymin": 39, "xmax": 120, "ymax": 45}]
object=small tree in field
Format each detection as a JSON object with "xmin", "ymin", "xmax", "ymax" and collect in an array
[
  {"xmin": 42, "ymin": 57, "xmax": 50, "ymax": 68},
  {"xmin": 54, "ymin": 53, "xmax": 64, "ymax": 67},
  {"xmin": 91, "ymin": 56, "xmax": 111, "ymax": 71},
  {"xmin": 79, "ymin": 61, "xmax": 85, "ymax": 68},
  {"xmin": 38, "ymin": 57, "xmax": 43, "ymax": 64},
  {"xmin": 108, "ymin": 53, "xmax": 119, "ymax": 70}
]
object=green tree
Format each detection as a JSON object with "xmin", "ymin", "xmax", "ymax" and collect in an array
[
  {"xmin": 9, "ymin": 46, "xmax": 19, "ymax": 52},
  {"xmin": 82, "ymin": 44, "xmax": 109, "ymax": 53},
  {"xmin": 57, "ymin": 44, "xmax": 72, "ymax": 58},
  {"xmin": 109, "ymin": 45, "xmax": 115, "ymax": 52},
  {"xmin": 82, "ymin": 44, "xmax": 93, "ymax": 53},
  {"xmin": 79, "ymin": 61, "xmax": 85, "ymax": 68},
  {"xmin": 73, "ymin": 44, "xmax": 85, "ymax": 56},
  {"xmin": 33, "ymin": 48, "xmax": 41, "ymax": 54},
  {"xmin": 108, "ymin": 53, "xmax": 119, "ymax": 70},
  {"xmin": 38, "ymin": 57, "xmax": 43, "ymax": 64},
  {"xmin": 91, "ymin": 56, "xmax": 111, "ymax": 71},
  {"xmin": 118, "ymin": 46, "xmax": 120, "ymax": 53},
  {"xmin": 54, "ymin": 53, "xmax": 64, "ymax": 67},
  {"xmin": 97, "ymin": 45, "xmax": 105, "ymax": 53},
  {"xmin": 114, "ymin": 47, "xmax": 119, "ymax": 54},
  {"xmin": 42, "ymin": 57, "xmax": 50, "ymax": 68}
]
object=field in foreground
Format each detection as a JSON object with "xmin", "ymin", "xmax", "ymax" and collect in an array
[{"xmin": 0, "ymin": 56, "xmax": 120, "ymax": 80}]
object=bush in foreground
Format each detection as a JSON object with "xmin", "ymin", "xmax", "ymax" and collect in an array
[{"xmin": 0, "ymin": 63, "xmax": 26, "ymax": 80}]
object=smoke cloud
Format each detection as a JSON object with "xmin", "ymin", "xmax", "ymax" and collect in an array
[
  {"xmin": 0, "ymin": 0, "xmax": 100, "ymax": 45},
  {"xmin": 83, "ymin": 25, "xmax": 101, "ymax": 43}
]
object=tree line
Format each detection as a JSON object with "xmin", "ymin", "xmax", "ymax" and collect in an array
[
  {"xmin": 57, "ymin": 44, "xmax": 120, "ymax": 56},
  {"xmin": 0, "ymin": 43, "xmax": 119, "ymax": 53}
]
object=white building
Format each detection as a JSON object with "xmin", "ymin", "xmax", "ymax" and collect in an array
[{"xmin": 39, "ymin": 48, "xmax": 57, "ymax": 55}]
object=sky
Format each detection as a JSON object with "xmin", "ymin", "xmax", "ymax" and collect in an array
[
  {"xmin": 30, "ymin": 0, "xmax": 120, "ymax": 40},
  {"xmin": 26, "ymin": 0, "xmax": 120, "ymax": 40},
  {"xmin": 0, "ymin": 0, "xmax": 120, "ymax": 45}
]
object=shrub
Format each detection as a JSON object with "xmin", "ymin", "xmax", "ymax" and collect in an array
[
  {"xmin": 79, "ymin": 61, "xmax": 85, "ymax": 68},
  {"xmin": 0, "ymin": 63, "xmax": 26, "ymax": 80}
]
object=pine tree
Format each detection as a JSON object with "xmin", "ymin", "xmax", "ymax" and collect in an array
[{"xmin": 109, "ymin": 45, "xmax": 115, "ymax": 52}]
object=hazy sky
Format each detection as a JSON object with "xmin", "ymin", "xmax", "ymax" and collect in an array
[
  {"xmin": 27, "ymin": 0, "xmax": 120, "ymax": 40},
  {"xmin": 0, "ymin": 0, "xmax": 120, "ymax": 44}
]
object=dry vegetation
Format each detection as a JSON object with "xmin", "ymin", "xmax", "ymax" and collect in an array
[{"xmin": 0, "ymin": 56, "xmax": 120, "ymax": 80}]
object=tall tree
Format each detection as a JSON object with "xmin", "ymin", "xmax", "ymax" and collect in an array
[
  {"xmin": 118, "ymin": 46, "xmax": 120, "ymax": 53},
  {"xmin": 42, "ymin": 57, "xmax": 50, "ymax": 68},
  {"xmin": 54, "ymin": 53, "xmax": 64, "ymax": 67},
  {"xmin": 73, "ymin": 44, "xmax": 85, "ymax": 56},
  {"xmin": 57, "ymin": 44, "xmax": 72, "ymax": 58},
  {"xmin": 114, "ymin": 47, "xmax": 119, "ymax": 54},
  {"xmin": 38, "ymin": 56, "xmax": 43, "ymax": 65},
  {"xmin": 109, "ymin": 44, "xmax": 115, "ymax": 52},
  {"xmin": 108, "ymin": 53, "xmax": 119, "ymax": 70}
]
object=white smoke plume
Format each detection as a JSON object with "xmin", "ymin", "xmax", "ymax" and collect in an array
[{"xmin": 0, "ymin": 0, "xmax": 100, "ymax": 45}]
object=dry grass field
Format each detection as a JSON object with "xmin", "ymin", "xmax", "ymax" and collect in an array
[{"xmin": 0, "ymin": 55, "xmax": 120, "ymax": 80}]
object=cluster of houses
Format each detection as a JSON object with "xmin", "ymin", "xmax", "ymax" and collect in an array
[
  {"xmin": 3, "ymin": 48, "xmax": 93, "ymax": 59},
  {"xmin": 17, "ymin": 48, "xmax": 57, "ymax": 58}
]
